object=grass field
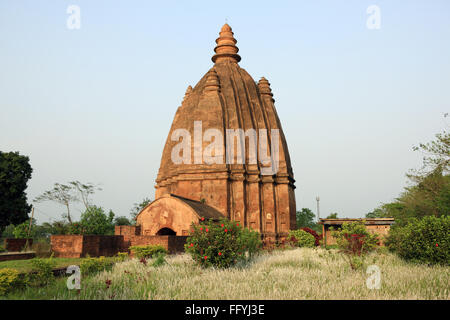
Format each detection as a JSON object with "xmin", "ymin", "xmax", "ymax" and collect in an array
[
  {"xmin": 0, "ymin": 257, "xmax": 116, "ymax": 273},
  {"xmin": 2, "ymin": 248, "xmax": 448, "ymax": 300}
]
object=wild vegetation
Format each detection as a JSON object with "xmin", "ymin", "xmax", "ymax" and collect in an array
[{"xmin": 1, "ymin": 248, "xmax": 448, "ymax": 300}]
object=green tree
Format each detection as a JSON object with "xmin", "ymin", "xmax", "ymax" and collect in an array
[
  {"xmin": 114, "ymin": 216, "xmax": 131, "ymax": 226},
  {"xmin": 296, "ymin": 208, "xmax": 315, "ymax": 228},
  {"xmin": 327, "ymin": 213, "xmax": 338, "ymax": 219},
  {"xmin": 368, "ymin": 128, "xmax": 449, "ymax": 226},
  {"xmin": 130, "ymin": 197, "xmax": 152, "ymax": 221},
  {"xmin": 365, "ymin": 208, "xmax": 384, "ymax": 218},
  {"xmin": 79, "ymin": 206, "xmax": 115, "ymax": 235},
  {"xmin": 0, "ymin": 151, "xmax": 33, "ymax": 233}
]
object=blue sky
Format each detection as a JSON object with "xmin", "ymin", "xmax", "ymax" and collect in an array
[{"xmin": 1, "ymin": 0, "xmax": 449, "ymax": 223}]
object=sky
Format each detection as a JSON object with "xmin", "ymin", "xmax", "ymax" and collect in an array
[{"xmin": 1, "ymin": 0, "xmax": 449, "ymax": 224}]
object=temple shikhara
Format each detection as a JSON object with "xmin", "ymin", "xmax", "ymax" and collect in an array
[{"xmin": 136, "ymin": 24, "xmax": 297, "ymax": 243}]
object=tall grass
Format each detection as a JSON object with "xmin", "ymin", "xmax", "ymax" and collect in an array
[{"xmin": 3, "ymin": 248, "xmax": 449, "ymax": 300}]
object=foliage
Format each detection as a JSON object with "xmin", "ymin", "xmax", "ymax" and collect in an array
[
  {"xmin": 185, "ymin": 218, "xmax": 262, "ymax": 268},
  {"xmin": 367, "ymin": 129, "xmax": 449, "ymax": 226},
  {"xmin": 67, "ymin": 222, "xmax": 85, "ymax": 235},
  {"xmin": 386, "ymin": 215, "xmax": 449, "ymax": 265},
  {"xmin": 114, "ymin": 216, "xmax": 132, "ymax": 226},
  {"xmin": 296, "ymin": 208, "xmax": 321, "ymax": 232},
  {"xmin": 151, "ymin": 253, "xmax": 167, "ymax": 267},
  {"xmin": 27, "ymin": 257, "xmax": 56, "ymax": 287},
  {"xmin": 130, "ymin": 245, "xmax": 167, "ymax": 259},
  {"xmin": 1, "ymin": 224, "xmax": 15, "ymax": 238},
  {"xmin": 288, "ymin": 229, "xmax": 316, "ymax": 248},
  {"xmin": 116, "ymin": 252, "xmax": 129, "ymax": 262},
  {"xmin": 12, "ymin": 222, "xmax": 31, "ymax": 239},
  {"xmin": 68, "ymin": 181, "xmax": 101, "ymax": 210},
  {"xmin": 80, "ymin": 256, "xmax": 114, "ymax": 275},
  {"xmin": 326, "ymin": 213, "xmax": 338, "ymax": 219},
  {"xmin": 0, "ymin": 151, "xmax": 33, "ymax": 233},
  {"xmin": 78, "ymin": 206, "xmax": 115, "ymax": 235},
  {"xmin": 300, "ymin": 227, "xmax": 322, "ymax": 246},
  {"xmin": 130, "ymin": 197, "xmax": 152, "ymax": 221},
  {"xmin": 331, "ymin": 221, "xmax": 379, "ymax": 270},
  {"xmin": 0, "ymin": 268, "xmax": 24, "ymax": 296}
]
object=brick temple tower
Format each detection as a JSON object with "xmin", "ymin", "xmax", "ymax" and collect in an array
[{"xmin": 136, "ymin": 24, "xmax": 296, "ymax": 243}]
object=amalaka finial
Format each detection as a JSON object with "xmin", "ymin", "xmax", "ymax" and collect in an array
[{"xmin": 212, "ymin": 24, "xmax": 241, "ymax": 64}]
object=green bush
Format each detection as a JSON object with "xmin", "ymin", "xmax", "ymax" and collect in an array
[
  {"xmin": 129, "ymin": 245, "xmax": 167, "ymax": 259},
  {"xmin": 28, "ymin": 257, "xmax": 56, "ymax": 287},
  {"xmin": 330, "ymin": 221, "xmax": 379, "ymax": 270},
  {"xmin": 331, "ymin": 221, "xmax": 379, "ymax": 254},
  {"xmin": 185, "ymin": 218, "xmax": 262, "ymax": 268},
  {"xmin": 0, "ymin": 268, "xmax": 23, "ymax": 296},
  {"xmin": 288, "ymin": 229, "xmax": 316, "ymax": 248},
  {"xmin": 386, "ymin": 216, "xmax": 449, "ymax": 265},
  {"xmin": 116, "ymin": 252, "xmax": 129, "ymax": 262},
  {"xmin": 80, "ymin": 256, "xmax": 114, "ymax": 275},
  {"xmin": 12, "ymin": 222, "xmax": 31, "ymax": 239}
]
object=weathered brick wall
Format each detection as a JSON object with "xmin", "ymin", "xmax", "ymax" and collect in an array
[
  {"xmin": 129, "ymin": 235, "xmax": 187, "ymax": 254},
  {"xmin": 51, "ymin": 235, "xmax": 84, "ymax": 258},
  {"xmin": 4, "ymin": 238, "xmax": 33, "ymax": 252},
  {"xmin": 51, "ymin": 235, "xmax": 124, "ymax": 258}
]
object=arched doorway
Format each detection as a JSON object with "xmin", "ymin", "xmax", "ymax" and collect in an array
[{"xmin": 156, "ymin": 227, "xmax": 176, "ymax": 235}]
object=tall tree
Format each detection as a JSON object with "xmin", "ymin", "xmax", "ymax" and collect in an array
[
  {"xmin": 0, "ymin": 151, "xmax": 33, "ymax": 232},
  {"xmin": 368, "ymin": 125, "xmax": 449, "ymax": 226},
  {"xmin": 34, "ymin": 183, "xmax": 78, "ymax": 223},
  {"xmin": 69, "ymin": 181, "xmax": 102, "ymax": 210}
]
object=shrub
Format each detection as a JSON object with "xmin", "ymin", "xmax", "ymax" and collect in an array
[
  {"xmin": 288, "ymin": 230, "xmax": 316, "ymax": 248},
  {"xmin": 386, "ymin": 216, "xmax": 449, "ymax": 265},
  {"xmin": 0, "ymin": 268, "xmax": 23, "ymax": 296},
  {"xmin": 130, "ymin": 245, "xmax": 167, "ymax": 259},
  {"xmin": 28, "ymin": 257, "xmax": 56, "ymax": 286},
  {"xmin": 116, "ymin": 252, "xmax": 129, "ymax": 262},
  {"xmin": 67, "ymin": 223, "xmax": 85, "ymax": 235},
  {"xmin": 12, "ymin": 222, "xmax": 31, "ymax": 239},
  {"xmin": 300, "ymin": 227, "xmax": 322, "ymax": 246},
  {"xmin": 331, "ymin": 221, "xmax": 379, "ymax": 270},
  {"xmin": 80, "ymin": 256, "xmax": 114, "ymax": 275},
  {"xmin": 185, "ymin": 218, "xmax": 262, "ymax": 268},
  {"xmin": 151, "ymin": 253, "xmax": 167, "ymax": 267}
]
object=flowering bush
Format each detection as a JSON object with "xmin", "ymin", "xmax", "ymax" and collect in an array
[
  {"xmin": 185, "ymin": 218, "xmax": 262, "ymax": 268},
  {"xmin": 288, "ymin": 229, "xmax": 316, "ymax": 248},
  {"xmin": 300, "ymin": 227, "xmax": 322, "ymax": 246},
  {"xmin": 68, "ymin": 222, "xmax": 85, "ymax": 235},
  {"xmin": 386, "ymin": 216, "xmax": 449, "ymax": 265},
  {"xmin": 331, "ymin": 221, "xmax": 379, "ymax": 270}
]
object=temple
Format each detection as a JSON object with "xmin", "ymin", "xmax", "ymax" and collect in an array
[{"xmin": 136, "ymin": 24, "xmax": 297, "ymax": 243}]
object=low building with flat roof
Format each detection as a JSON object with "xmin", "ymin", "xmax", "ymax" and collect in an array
[{"xmin": 319, "ymin": 218, "xmax": 395, "ymax": 246}]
